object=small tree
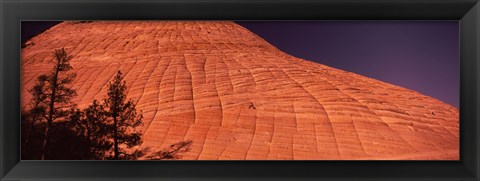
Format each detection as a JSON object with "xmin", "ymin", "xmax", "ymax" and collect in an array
[
  {"xmin": 104, "ymin": 70, "xmax": 143, "ymax": 160},
  {"xmin": 70, "ymin": 100, "xmax": 112, "ymax": 159},
  {"xmin": 24, "ymin": 75, "xmax": 48, "ymax": 146},
  {"xmin": 40, "ymin": 48, "xmax": 77, "ymax": 159}
]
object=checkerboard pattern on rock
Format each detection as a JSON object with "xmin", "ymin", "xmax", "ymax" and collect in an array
[{"xmin": 21, "ymin": 21, "xmax": 459, "ymax": 160}]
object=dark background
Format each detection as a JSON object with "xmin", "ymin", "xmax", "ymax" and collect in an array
[{"xmin": 22, "ymin": 21, "xmax": 460, "ymax": 108}]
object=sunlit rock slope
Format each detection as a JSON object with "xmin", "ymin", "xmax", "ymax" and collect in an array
[{"xmin": 21, "ymin": 21, "xmax": 459, "ymax": 160}]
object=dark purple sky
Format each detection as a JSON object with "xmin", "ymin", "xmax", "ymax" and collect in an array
[
  {"xmin": 22, "ymin": 21, "xmax": 459, "ymax": 108},
  {"xmin": 236, "ymin": 21, "xmax": 459, "ymax": 108}
]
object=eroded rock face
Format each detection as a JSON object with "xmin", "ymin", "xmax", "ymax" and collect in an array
[{"xmin": 21, "ymin": 21, "xmax": 459, "ymax": 160}]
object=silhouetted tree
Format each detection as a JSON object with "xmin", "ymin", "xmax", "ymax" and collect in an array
[
  {"xmin": 24, "ymin": 75, "xmax": 48, "ymax": 147},
  {"xmin": 21, "ymin": 108, "xmax": 35, "ymax": 158},
  {"xmin": 104, "ymin": 70, "xmax": 143, "ymax": 160},
  {"xmin": 69, "ymin": 100, "xmax": 112, "ymax": 159},
  {"xmin": 40, "ymin": 48, "xmax": 77, "ymax": 159},
  {"xmin": 23, "ymin": 51, "xmax": 193, "ymax": 160}
]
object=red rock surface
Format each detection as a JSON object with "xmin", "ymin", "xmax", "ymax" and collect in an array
[{"xmin": 21, "ymin": 21, "xmax": 459, "ymax": 160}]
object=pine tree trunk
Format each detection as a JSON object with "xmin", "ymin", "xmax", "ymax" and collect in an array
[
  {"xmin": 86, "ymin": 123, "xmax": 91, "ymax": 159},
  {"xmin": 113, "ymin": 115, "xmax": 118, "ymax": 160},
  {"xmin": 112, "ymin": 90, "xmax": 119, "ymax": 160},
  {"xmin": 40, "ymin": 120, "xmax": 53, "ymax": 160},
  {"xmin": 41, "ymin": 63, "xmax": 59, "ymax": 160},
  {"xmin": 24, "ymin": 116, "xmax": 36, "ymax": 146}
]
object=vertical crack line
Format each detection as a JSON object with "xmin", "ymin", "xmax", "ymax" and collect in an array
[
  {"xmin": 213, "ymin": 56, "xmax": 224, "ymax": 127},
  {"xmin": 69, "ymin": 36, "xmax": 87, "ymax": 58},
  {"xmin": 219, "ymin": 54, "xmax": 235, "ymax": 121},
  {"xmin": 314, "ymin": 120, "xmax": 319, "ymax": 153},
  {"xmin": 68, "ymin": 66, "xmax": 90, "ymax": 91},
  {"xmin": 127, "ymin": 59, "xmax": 152, "ymax": 103},
  {"xmin": 306, "ymin": 64, "xmax": 421, "ymax": 155},
  {"xmin": 277, "ymin": 55, "xmax": 376, "ymax": 157},
  {"xmin": 124, "ymin": 59, "xmax": 147, "ymax": 96},
  {"xmin": 292, "ymin": 98, "xmax": 299, "ymax": 160},
  {"xmin": 349, "ymin": 115, "xmax": 367, "ymax": 155},
  {"xmin": 151, "ymin": 57, "xmax": 174, "ymax": 147},
  {"xmin": 78, "ymin": 63, "xmax": 113, "ymax": 104},
  {"xmin": 134, "ymin": 54, "xmax": 162, "ymax": 106},
  {"xmin": 74, "ymin": 66, "xmax": 104, "ymax": 103},
  {"xmin": 91, "ymin": 63, "xmax": 122, "ymax": 102},
  {"xmin": 135, "ymin": 59, "xmax": 162, "ymax": 138},
  {"xmin": 145, "ymin": 57, "xmax": 172, "ymax": 137},
  {"xmin": 312, "ymin": 70, "xmax": 421, "ymax": 153},
  {"xmin": 218, "ymin": 127, "xmax": 233, "ymax": 159},
  {"xmin": 196, "ymin": 126, "xmax": 211, "ymax": 160},
  {"xmin": 184, "ymin": 55, "xmax": 197, "ymax": 125},
  {"xmin": 176, "ymin": 54, "xmax": 195, "ymax": 144},
  {"xmin": 245, "ymin": 100, "xmax": 258, "ymax": 160},
  {"xmin": 261, "ymin": 56, "xmax": 341, "ymax": 157},
  {"xmin": 158, "ymin": 67, "xmax": 178, "ymax": 149},
  {"xmin": 267, "ymin": 106, "xmax": 277, "ymax": 158},
  {"xmin": 301, "ymin": 71, "xmax": 368, "ymax": 156}
]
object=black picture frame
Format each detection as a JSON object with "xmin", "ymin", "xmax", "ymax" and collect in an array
[{"xmin": 1, "ymin": 0, "xmax": 479, "ymax": 180}]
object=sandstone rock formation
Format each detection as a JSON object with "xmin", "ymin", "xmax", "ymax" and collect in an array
[{"xmin": 21, "ymin": 21, "xmax": 459, "ymax": 160}]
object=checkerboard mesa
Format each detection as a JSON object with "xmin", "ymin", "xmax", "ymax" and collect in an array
[{"xmin": 21, "ymin": 21, "xmax": 459, "ymax": 160}]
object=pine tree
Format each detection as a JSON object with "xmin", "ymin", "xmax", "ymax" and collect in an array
[
  {"xmin": 40, "ymin": 48, "xmax": 77, "ymax": 160},
  {"xmin": 69, "ymin": 100, "xmax": 112, "ymax": 159},
  {"xmin": 104, "ymin": 70, "xmax": 143, "ymax": 160},
  {"xmin": 24, "ymin": 75, "xmax": 48, "ymax": 147}
]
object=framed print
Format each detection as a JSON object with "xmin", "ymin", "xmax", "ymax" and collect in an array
[{"xmin": 1, "ymin": 0, "xmax": 479, "ymax": 180}]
